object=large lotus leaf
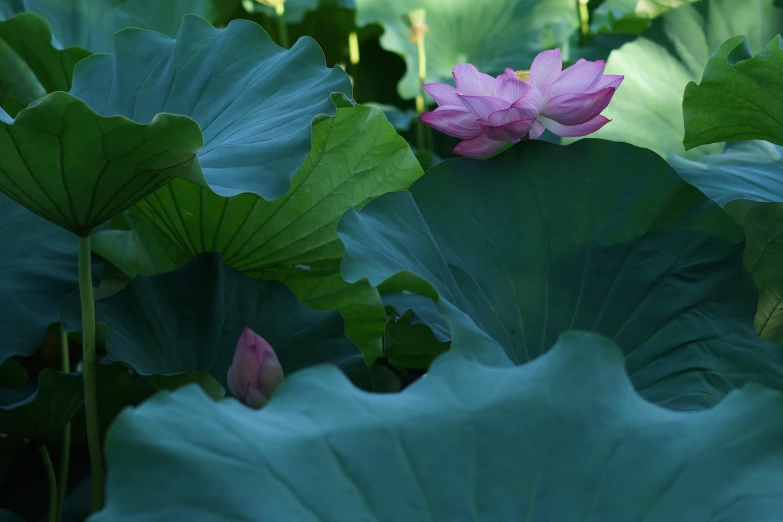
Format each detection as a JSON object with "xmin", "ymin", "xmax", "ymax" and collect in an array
[
  {"xmin": 117, "ymin": 0, "xmax": 214, "ymax": 39},
  {"xmin": 338, "ymin": 139, "xmax": 783, "ymax": 409},
  {"xmin": 13, "ymin": 0, "xmax": 144, "ymax": 51},
  {"xmin": 683, "ymin": 36, "xmax": 783, "ymax": 150},
  {"xmin": 591, "ymin": 0, "xmax": 699, "ymax": 34},
  {"xmin": 93, "ymin": 318, "xmax": 783, "ymax": 521},
  {"xmin": 354, "ymin": 0, "xmax": 578, "ymax": 100},
  {"xmin": 0, "ymin": 194, "xmax": 102, "ymax": 362},
  {"xmin": 570, "ymin": 0, "xmax": 783, "ymax": 160},
  {"xmin": 0, "ymin": 13, "xmax": 90, "ymax": 115},
  {"xmin": 1, "ymin": 0, "xmax": 215, "ymax": 52},
  {"xmin": 0, "ymin": 92, "xmax": 204, "ymax": 234},
  {"xmin": 70, "ymin": 15, "xmax": 353, "ymax": 201},
  {"xmin": 59, "ymin": 253, "xmax": 373, "ymax": 391},
  {"xmin": 672, "ymin": 141, "xmax": 783, "ymax": 345}
]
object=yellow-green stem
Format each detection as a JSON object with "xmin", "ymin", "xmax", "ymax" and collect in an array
[
  {"xmin": 348, "ymin": 31, "xmax": 359, "ymax": 65},
  {"xmin": 275, "ymin": 3, "xmax": 289, "ymax": 48},
  {"xmin": 78, "ymin": 236, "xmax": 103, "ymax": 512},
  {"xmin": 39, "ymin": 445, "xmax": 57, "ymax": 522},
  {"xmin": 415, "ymin": 36, "xmax": 427, "ymax": 152},
  {"xmin": 578, "ymin": 0, "xmax": 589, "ymax": 43},
  {"xmin": 57, "ymin": 325, "xmax": 71, "ymax": 522}
]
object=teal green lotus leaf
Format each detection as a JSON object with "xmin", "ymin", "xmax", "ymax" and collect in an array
[
  {"xmin": 338, "ymin": 140, "xmax": 783, "ymax": 409},
  {"xmin": 70, "ymin": 15, "xmax": 353, "ymax": 201},
  {"xmin": 0, "ymin": 13, "xmax": 90, "ymax": 116},
  {"xmin": 0, "ymin": 92, "xmax": 204, "ymax": 234},
  {"xmin": 683, "ymin": 35, "xmax": 783, "ymax": 150},
  {"xmin": 1, "ymin": 0, "xmax": 216, "ymax": 51},
  {"xmin": 672, "ymin": 141, "xmax": 783, "ymax": 346},
  {"xmin": 569, "ymin": 0, "xmax": 783, "ymax": 160},
  {"xmin": 60, "ymin": 253, "xmax": 373, "ymax": 391},
  {"xmin": 93, "ymin": 316, "xmax": 783, "ymax": 521},
  {"xmin": 355, "ymin": 0, "xmax": 579, "ymax": 100},
  {"xmin": 0, "ymin": 194, "xmax": 101, "ymax": 363}
]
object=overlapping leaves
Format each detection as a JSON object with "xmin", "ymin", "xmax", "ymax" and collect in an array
[
  {"xmin": 338, "ymin": 139, "xmax": 783, "ymax": 409},
  {"xmin": 93, "ymin": 314, "xmax": 783, "ymax": 520}
]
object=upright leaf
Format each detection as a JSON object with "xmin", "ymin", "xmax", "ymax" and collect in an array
[{"xmin": 591, "ymin": 0, "xmax": 699, "ymax": 34}]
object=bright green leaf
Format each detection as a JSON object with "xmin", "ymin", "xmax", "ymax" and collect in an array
[
  {"xmin": 60, "ymin": 253, "xmax": 373, "ymax": 391},
  {"xmin": 683, "ymin": 35, "xmax": 783, "ymax": 150},
  {"xmin": 338, "ymin": 140, "xmax": 783, "ymax": 409},
  {"xmin": 94, "ymin": 326, "xmax": 783, "ymax": 521},
  {"xmin": 570, "ymin": 0, "xmax": 783, "ymax": 160},
  {"xmin": 355, "ymin": 0, "xmax": 578, "ymax": 100},
  {"xmin": 0, "ymin": 92, "xmax": 204, "ymax": 234}
]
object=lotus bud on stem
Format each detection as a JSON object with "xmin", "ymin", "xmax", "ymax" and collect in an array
[{"xmin": 406, "ymin": 8, "xmax": 431, "ymax": 151}]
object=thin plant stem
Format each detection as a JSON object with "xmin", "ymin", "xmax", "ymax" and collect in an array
[
  {"xmin": 78, "ymin": 235, "xmax": 103, "ymax": 512},
  {"xmin": 57, "ymin": 324, "xmax": 71, "ymax": 522},
  {"xmin": 578, "ymin": 0, "xmax": 589, "ymax": 45},
  {"xmin": 275, "ymin": 3, "xmax": 289, "ymax": 48},
  {"xmin": 39, "ymin": 445, "xmax": 58, "ymax": 522},
  {"xmin": 414, "ymin": 25, "xmax": 428, "ymax": 153},
  {"xmin": 348, "ymin": 31, "xmax": 360, "ymax": 65}
]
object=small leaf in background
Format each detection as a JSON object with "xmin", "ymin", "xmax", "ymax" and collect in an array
[
  {"xmin": 383, "ymin": 310, "xmax": 449, "ymax": 370},
  {"xmin": 683, "ymin": 35, "xmax": 783, "ymax": 149},
  {"xmin": 591, "ymin": 0, "xmax": 700, "ymax": 34}
]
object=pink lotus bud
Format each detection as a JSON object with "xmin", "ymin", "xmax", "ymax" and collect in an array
[{"xmin": 227, "ymin": 327, "xmax": 284, "ymax": 409}]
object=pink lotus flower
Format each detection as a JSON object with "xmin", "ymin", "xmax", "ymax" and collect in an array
[
  {"xmin": 419, "ymin": 50, "xmax": 623, "ymax": 158},
  {"xmin": 227, "ymin": 327, "xmax": 284, "ymax": 409}
]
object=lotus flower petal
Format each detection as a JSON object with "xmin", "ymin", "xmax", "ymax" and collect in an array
[
  {"xmin": 545, "ymin": 59, "xmax": 606, "ymax": 98},
  {"xmin": 529, "ymin": 49, "xmax": 563, "ymax": 92},
  {"xmin": 542, "ymin": 88, "xmax": 615, "ymax": 126},
  {"xmin": 420, "ymin": 108, "xmax": 481, "ymax": 139},
  {"xmin": 423, "ymin": 82, "xmax": 462, "ymax": 106},
  {"xmin": 452, "ymin": 64, "xmax": 496, "ymax": 96},
  {"xmin": 529, "ymin": 120, "xmax": 547, "ymax": 140},
  {"xmin": 452, "ymin": 133, "xmax": 505, "ymax": 158},
  {"xmin": 495, "ymin": 69, "xmax": 535, "ymax": 103},
  {"xmin": 459, "ymin": 95, "xmax": 512, "ymax": 120},
  {"xmin": 540, "ymin": 115, "xmax": 610, "ymax": 137},
  {"xmin": 479, "ymin": 118, "xmax": 536, "ymax": 142},
  {"xmin": 594, "ymin": 74, "xmax": 624, "ymax": 91}
]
